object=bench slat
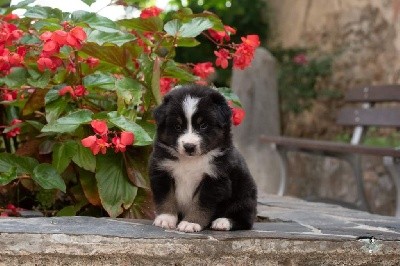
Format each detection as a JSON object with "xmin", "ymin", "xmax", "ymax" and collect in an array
[
  {"xmin": 336, "ymin": 107, "xmax": 400, "ymax": 127},
  {"xmin": 260, "ymin": 135, "xmax": 400, "ymax": 157},
  {"xmin": 346, "ymin": 85, "xmax": 400, "ymax": 102}
]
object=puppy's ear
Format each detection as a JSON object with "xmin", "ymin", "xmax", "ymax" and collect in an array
[
  {"xmin": 153, "ymin": 95, "xmax": 171, "ymax": 125},
  {"xmin": 210, "ymin": 91, "xmax": 232, "ymax": 126}
]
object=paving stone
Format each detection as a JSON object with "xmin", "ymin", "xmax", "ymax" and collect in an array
[{"xmin": 0, "ymin": 195, "xmax": 399, "ymax": 265}]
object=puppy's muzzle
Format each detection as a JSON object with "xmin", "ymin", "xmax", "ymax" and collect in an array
[{"xmin": 183, "ymin": 143, "xmax": 196, "ymax": 156}]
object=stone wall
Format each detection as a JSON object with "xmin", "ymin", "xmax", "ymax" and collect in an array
[{"xmin": 264, "ymin": 0, "xmax": 399, "ymax": 215}]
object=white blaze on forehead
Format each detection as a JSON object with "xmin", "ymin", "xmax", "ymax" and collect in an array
[
  {"xmin": 182, "ymin": 95, "xmax": 200, "ymax": 128},
  {"xmin": 178, "ymin": 95, "xmax": 201, "ymax": 155}
]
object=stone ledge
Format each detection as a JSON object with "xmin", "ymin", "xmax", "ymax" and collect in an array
[{"xmin": 0, "ymin": 195, "xmax": 399, "ymax": 265}]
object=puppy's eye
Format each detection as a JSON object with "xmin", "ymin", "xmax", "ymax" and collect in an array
[
  {"xmin": 174, "ymin": 124, "xmax": 182, "ymax": 131},
  {"xmin": 200, "ymin": 122, "xmax": 208, "ymax": 130}
]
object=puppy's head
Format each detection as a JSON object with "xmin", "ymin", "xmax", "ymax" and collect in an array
[{"xmin": 153, "ymin": 84, "xmax": 232, "ymax": 156}]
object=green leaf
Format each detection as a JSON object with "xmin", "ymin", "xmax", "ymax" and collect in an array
[
  {"xmin": 0, "ymin": 153, "xmax": 39, "ymax": 174},
  {"xmin": 108, "ymin": 113, "xmax": 153, "ymax": 146},
  {"xmin": 0, "ymin": 167, "xmax": 17, "ymax": 186},
  {"xmin": 41, "ymin": 109, "xmax": 93, "ymax": 133},
  {"xmin": 81, "ymin": 42, "xmax": 126, "ymax": 67},
  {"xmin": 24, "ymin": 5, "xmax": 63, "ymax": 20},
  {"xmin": 19, "ymin": 34, "xmax": 41, "ymax": 45},
  {"xmin": 96, "ymin": 152, "xmax": 137, "ymax": 217},
  {"xmin": 87, "ymin": 29, "xmax": 135, "ymax": 46},
  {"xmin": 151, "ymin": 57, "xmax": 162, "ymax": 105},
  {"xmin": 10, "ymin": 0, "xmax": 35, "ymax": 9},
  {"xmin": 72, "ymin": 142, "xmax": 96, "ymax": 172},
  {"xmin": 83, "ymin": 72, "xmax": 116, "ymax": 90},
  {"xmin": 78, "ymin": 168, "xmax": 101, "ymax": 206},
  {"xmin": 32, "ymin": 163, "xmax": 66, "ymax": 192},
  {"xmin": 2, "ymin": 67, "xmax": 28, "ymax": 88},
  {"xmin": 115, "ymin": 77, "xmax": 143, "ymax": 105},
  {"xmin": 56, "ymin": 200, "xmax": 87, "ymax": 216},
  {"xmin": 215, "ymin": 87, "xmax": 242, "ymax": 107},
  {"xmin": 164, "ymin": 17, "xmax": 213, "ymax": 38},
  {"xmin": 163, "ymin": 60, "xmax": 197, "ymax": 82},
  {"xmin": 22, "ymin": 87, "xmax": 48, "ymax": 116},
  {"xmin": 81, "ymin": 0, "xmax": 96, "ymax": 6},
  {"xmin": 52, "ymin": 141, "xmax": 78, "ymax": 174},
  {"xmin": 124, "ymin": 151, "xmax": 149, "ymax": 189},
  {"xmin": 72, "ymin": 10, "xmax": 120, "ymax": 33},
  {"xmin": 118, "ymin": 17, "xmax": 163, "ymax": 32},
  {"xmin": 45, "ymin": 98, "xmax": 68, "ymax": 124},
  {"xmin": 32, "ymin": 19, "xmax": 63, "ymax": 31},
  {"xmin": 25, "ymin": 120, "xmax": 44, "ymax": 131},
  {"xmin": 27, "ymin": 70, "xmax": 51, "ymax": 88},
  {"xmin": 176, "ymin": 37, "xmax": 200, "ymax": 47}
]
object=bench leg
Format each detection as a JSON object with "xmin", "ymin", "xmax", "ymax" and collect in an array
[
  {"xmin": 343, "ymin": 154, "xmax": 370, "ymax": 212},
  {"xmin": 277, "ymin": 149, "xmax": 288, "ymax": 196},
  {"xmin": 383, "ymin": 157, "xmax": 400, "ymax": 217}
]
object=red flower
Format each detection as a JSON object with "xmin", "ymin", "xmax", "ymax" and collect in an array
[
  {"xmin": 81, "ymin": 135, "xmax": 96, "ymax": 148},
  {"xmin": 112, "ymin": 131, "xmax": 135, "ymax": 153},
  {"xmin": 86, "ymin": 57, "xmax": 99, "ymax": 68},
  {"xmin": 231, "ymin": 107, "xmax": 245, "ymax": 126},
  {"xmin": 232, "ymin": 35, "xmax": 260, "ymax": 70},
  {"xmin": 160, "ymin": 77, "xmax": 177, "ymax": 95},
  {"xmin": 69, "ymin": 26, "xmax": 87, "ymax": 42},
  {"xmin": 241, "ymin": 35, "xmax": 260, "ymax": 49},
  {"xmin": 40, "ymin": 31, "xmax": 52, "ymax": 41},
  {"xmin": 3, "ymin": 14, "xmax": 19, "ymax": 21},
  {"xmin": 74, "ymin": 85, "xmax": 87, "ymax": 97},
  {"xmin": 193, "ymin": 62, "xmax": 215, "ymax": 79},
  {"xmin": 58, "ymin": 85, "xmax": 75, "ymax": 98},
  {"xmin": 51, "ymin": 30, "xmax": 68, "ymax": 46},
  {"xmin": 293, "ymin": 53, "xmax": 308, "ymax": 65},
  {"xmin": 66, "ymin": 62, "xmax": 76, "ymax": 73},
  {"xmin": 42, "ymin": 40, "xmax": 60, "ymax": 55},
  {"xmin": 6, "ymin": 119, "xmax": 22, "ymax": 138},
  {"xmin": 208, "ymin": 25, "xmax": 236, "ymax": 43},
  {"xmin": 37, "ymin": 56, "xmax": 62, "ymax": 72},
  {"xmin": 91, "ymin": 120, "xmax": 108, "ymax": 136},
  {"xmin": 0, "ymin": 22, "xmax": 23, "ymax": 45},
  {"xmin": 214, "ymin": 48, "xmax": 230, "ymax": 69},
  {"xmin": 81, "ymin": 135, "xmax": 110, "ymax": 155},
  {"xmin": 2, "ymin": 89, "xmax": 17, "ymax": 101},
  {"xmin": 66, "ymin": 26, "xmax": 87, "ymax": 49},
  {"xmin": 140, "ymin": 6, "xmax": 163, "ymax": 19}
]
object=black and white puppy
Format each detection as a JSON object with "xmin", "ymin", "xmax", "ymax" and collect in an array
[{"xmin": 149, "ymin": 84, "xmax": 257, "ymax": 232}]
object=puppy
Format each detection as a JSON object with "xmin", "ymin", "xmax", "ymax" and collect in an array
[{"xmin": 149, "ymin": 84, "xmax": 257, "ymax": 232}]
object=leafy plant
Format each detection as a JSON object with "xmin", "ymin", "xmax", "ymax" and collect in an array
[
  {"xmin": 272, "ymin": 48, "xmax": 335, "ymax": 114},
  {"xmin": 0, "ymin": 1, "xmax": 258, "ymax": 217}
]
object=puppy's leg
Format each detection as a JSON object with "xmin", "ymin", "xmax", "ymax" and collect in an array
[
  {"xmin": 177, "ymin": 176, "xmax": 230, "ymax": 233},
  {"xmin": 176, "ymin": 201, "xmax": 212, "ymax": 233},
  {"xmin": 151, "ymin": 172, "xmax": 178, "ymax": 229},
  {"xmin": 216, "ymin": 197, "xmax": 257, "ymax": 231}
]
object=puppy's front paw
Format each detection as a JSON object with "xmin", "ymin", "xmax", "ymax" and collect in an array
[
  {"xmin": 177, "ymin": 221, "xmax": 202, "ymax": 233},
  {"xmin": 153, "ymin": 214, "xmax": 178, "ymax": 229},
  {"xmin": 211, "ymin": 218, "xmax": 232, "ymax": 231}
]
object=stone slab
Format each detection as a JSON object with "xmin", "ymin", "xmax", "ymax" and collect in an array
[{"xmin": 0, "ymin": 195, "xmax": 399, "ymax": 265}]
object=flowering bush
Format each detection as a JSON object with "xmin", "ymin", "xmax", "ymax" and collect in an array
[{"xmin": 0, "ymin": 1, "xmax": 259, "ymax": 217}]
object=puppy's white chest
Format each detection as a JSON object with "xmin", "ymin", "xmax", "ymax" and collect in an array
[{"xmin": 160, "ymin": 154, "xmax": 216, "ymax": 212}]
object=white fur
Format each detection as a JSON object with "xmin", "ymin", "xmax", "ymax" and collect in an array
[
  {"xmin": 178, "ymin": 96, "xmax": 201, "ymax": 155},
  {"xmin": 211, "ymin": 218, "xmax": 232, "ymax": 231},
  {"xmin": 177, "ymin": 221, "xmax": 202, "ymax": 232},
  {"xmin": 153, "ymin": 214, "xmax": 178, "ymax": 229},
  {"xmin": 159, "ymin": 149, "xmax": 221, "ymax": 212}
]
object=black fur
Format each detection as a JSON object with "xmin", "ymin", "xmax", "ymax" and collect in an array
[{"xmin": 149, "ymin": 84, "xmax": 257, "ymax": 231}]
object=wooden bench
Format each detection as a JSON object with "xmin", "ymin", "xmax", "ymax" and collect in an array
[{"xmin": 260, "ymin": 85, "xmax": 400, "ymax": 217}]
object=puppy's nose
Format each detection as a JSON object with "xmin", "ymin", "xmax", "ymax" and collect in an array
[{"xmin": 183, "ymin": 143, "xmax": 196, "ymax": 155}]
